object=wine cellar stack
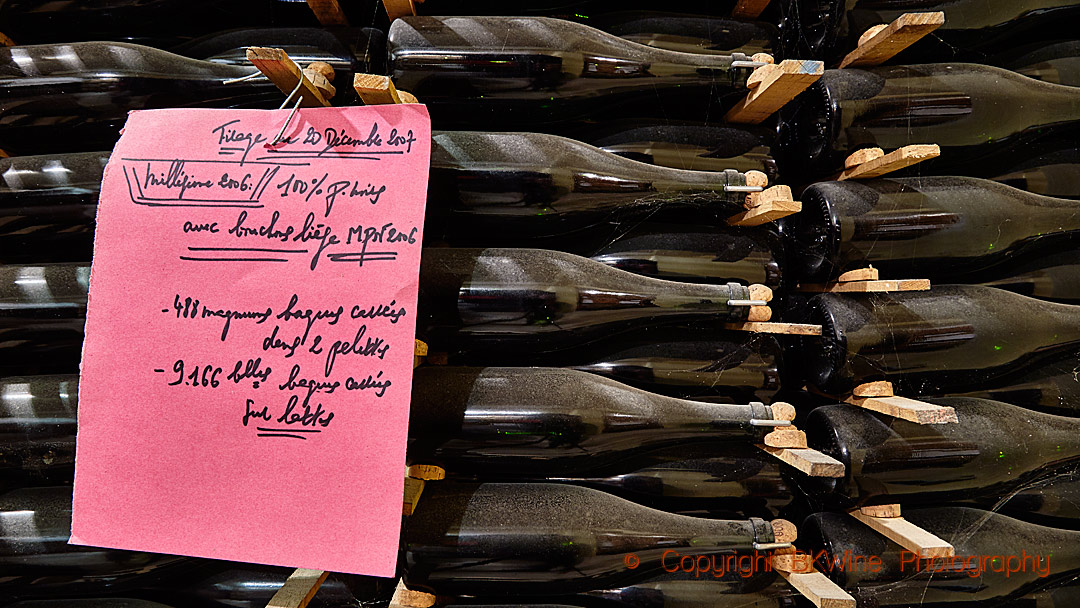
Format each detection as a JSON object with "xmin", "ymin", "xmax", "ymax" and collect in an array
[{"xmin": 2, "ymin": 1, "xmax": 1079, "ymax": 608}]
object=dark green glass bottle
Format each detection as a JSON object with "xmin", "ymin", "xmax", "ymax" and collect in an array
[
  {"xmin": 783, "ymin": 176, "xmax": 1080, "ymax": 289},
  {"xmin": 0, "ymin": 375, "xmax": 77, "ymax": 489},
  {"xmin": 802, "ymin": 507, "xmax": 1080, "ymax": 606},
  {"xmin": 785, "ymin": 0, "xmax": 1080, "ymax": 65},
  {"xmin": 403, "ymin": 482, "xmax": 781, "ymax": 595},
  {"xmin": 408, "ymin": 366, "xmax": 781, "ymax": 475},
  {"xmin": 799, "ymin": 285, "xmax": 1080, "ymax": 396},
  {"xmin": 419, "ymin": 248, "xmax": 758, "ymax": 357},
  {"xmin": 804, "ymin": 398, "xmax": 1080, "ymax": 527},
  {"xmin": 388, "ymin": 16, "xmax": 761, "ymax": 129},
  {"xmin": 776, "ymin": 64, "xmax": 1080, "ymax": 189}
]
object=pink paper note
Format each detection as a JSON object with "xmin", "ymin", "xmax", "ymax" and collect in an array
[{"xmin": 72, "ymin": 105, "xmax": 431, "ymax": 576}]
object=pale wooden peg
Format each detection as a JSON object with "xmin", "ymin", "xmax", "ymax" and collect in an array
[
  {"xmin": 728, "ymin": 185, "xmax": 802, "ymax": 226},
  {"xmin": 301, "ymin": 64, "xmax": 336, "ymax": 102},
  {"xmin": 723, "ymin": 322, "xmax": 823, "ymax": 336},
  {"xmin": 860, "ymin": 504, "xmax": 903, "ymax": 518},
  {"xmin": 305, "ymin": 0, "xmax": 349, "ymax": 26},
  {"xmin": 402, "ymin": 463, "xmax": 444, "ymax": 515},
  {"xmin": 407, "ymin": 464, "xmax": 446, "ymax": 480},
  {"xmin": 725, "ymin": 59, "xmax": 824, "ymax": 124},
  {"xmin": 858, "ymin": 24, "xmax": 890, "ymax": 47},
  {"xmin": 305, "ymin": 62, "xmax": 335, "ymax": 82},
  {"xmin": 389, "ymin": 579, "xmax": 437, "ymax": 608},
  {"xmin": 266, "ymin": 568, "xmax": 329, "ymax": 608},
  {"xmin": 758, "ymin": 445, "xmax": 845, "ymax": 478},
  {"xmin": 844, "ymin": 148, "xmax": 883, "ymax": 169},
  {"xmin": 839, "ymin": 12, "xmax": 946, "ymax": 68},
  {"xmin": 398, "ymin": 90, "xmax": 419, "ymax": 104},
  {"xmin": 838, "ymin": 267, "xmax": 879, "ymax": 282},
  {"xmin": 751, "ymin": 53, "xmax": 775, "ymax": 65},
  {"xmin": 839, "ymin": 144, "xmax": 940, "ymax": 180},
  {"xmin": 764, "ymin": 428, "xmax": 809, "ymax": 449},
  {"xmin": 402, "ymin": 476, "xmax": 425, "ymax": 516},
  {"xmin": 354, "ymin": 73, "xmax": 402, "ymax": 105},
  {"xmin": 852, "ymin": 380, "xmax": 895, "ymax": 397},
  {"xmin": 247, "ymin": 47, "xmax": 331, "ymax": 107},
  {"xmin": 850, "ymin": 508, "xmax": 955, "ymax": 558}
]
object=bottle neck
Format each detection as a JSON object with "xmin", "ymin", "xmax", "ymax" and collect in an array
[
  {"xmin": 0, "ymin": 152, "xmax": 109, "ymax": 196},
  {"xmin": 449, "ymin": 249, "xmax": 754, "ymax": 329},
  {"xmin": 406, "ymin": 483, "xmax": 772, "ymax": 593},
  {"xmin": 563, "ymin": 330, "xmax": 783, "ymax": 402},
  {"xmin": 3, "ymin": 41, "xmax": 257, "ymax": 80},
  {"xmin": 573, "ymin": 350, "xmax": 781, "ymax": 397},
  {"xmin": 457, "ymin": 368, "xmax": 773, "ymax": 430},
  {"xmin": 955, "ymin": 360, "xmax": 1080, "ymax": 417},
  {"xmin": 583, "ymin": 577, "xmax": 797, "ymax": 608},
  {"xmin": 409, "ymin": 367, "xmax": 774, "ymax": 474},
  {"xmin": 430, "ymin": 131, "xmax": 749, "ymax": 211},
  {"xmin": 390, "ymin": 16, "xmax": 750, "ymax": 83},
  {"xmin": 0, "ymin": 374, "xmax": 78, "ymax": 436},
  {"xmin": 557, "ymin": 453, "xmax": 790, "ymax": 504},
  {"xmin": 975, "ymin": 246, "xmax": 1080, "ymax": 302}
]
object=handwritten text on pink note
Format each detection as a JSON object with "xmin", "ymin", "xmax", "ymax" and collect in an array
[{"xmin": 72, "ymin": 105, "xmax": 431, "ymax": 576}]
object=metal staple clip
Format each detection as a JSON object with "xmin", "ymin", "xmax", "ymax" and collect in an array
[{"xmin": 268, "ymin": 78, "xmax": 305, "ymax": 147}]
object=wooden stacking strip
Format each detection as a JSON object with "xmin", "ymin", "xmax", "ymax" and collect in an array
[
  {"xmin": 728, "ymin": 184, "xmax": 802, "ymax": 226},
  {"xmin": 725, "ymin": 60, "xmax": 824, "ymax": 124},
  {"xmin": 724, "ymin": 322, "xmax": 823, "ymax": 336},
  {"xmin": 772, "ymin": 547, "xmax": 856, "ymax": 608},
  {"xmin": 247, "ymin": 47, "xmax": 332, "ymax": 107},
  {"xmin": 383, "ymin": 0, "xmax": 420, "ymax": 21},
  {"xmin": 838, "ymin": 145, "xmax": 940, "ymax": 180},
  {"xmin": 759, "ymin": 445, "xmax": 845, "ymax": 477},
  {"xmin": 354, "ymin": 73, "xmax": 420, "ymax": 105},
  {"xmin": 839, "ymin": 12, "xmax": 945, "ymax": 68},
  {"xmin": 846, "ymin": 381, "xmax": 958, "ymax": 424},
  {"xmin": 777, "ymin": 568, "xmax": 856, "ymax": 608},
  {"xmin": 265, "ymin": 569, "xmax": 330, "ymax": 608},
  {"xmin": 800, "ymin": 267, "xmax": 931, "ymax": 293},
  {"xmin": 850, "ymin": 505, "xmax": 955, "ymax": 558},
  {"xmin": 305, "ymin": 0, "xmax": 349, "ymax": 25},
  {"xmin": 389, "ymin": 579, "xmax": 437, "ymax": 608}
]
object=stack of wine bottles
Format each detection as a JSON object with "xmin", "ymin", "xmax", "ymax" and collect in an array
[{"xmin": 3, "ymin": 0, "xmax": 1080, "ymax": 607}]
